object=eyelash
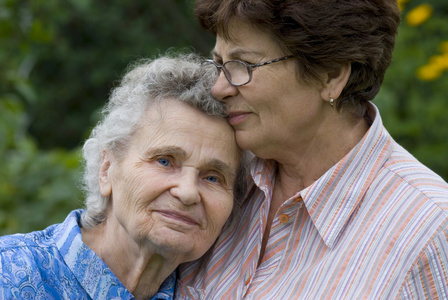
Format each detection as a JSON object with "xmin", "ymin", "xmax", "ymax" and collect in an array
[
  {"xmin": 205, "ymin": 171, "xmax": 229, "ymax": 187},
  {"xmin": 205, "ymin": 174, "xmax": 221, "ymax": 184},
  {"xmin": 156, "ymin": 156, "xmax": 175, "ymax": 168},
  {"xmin": 155, "ymin": 156, "xmax": 227, "ymax": 186}
]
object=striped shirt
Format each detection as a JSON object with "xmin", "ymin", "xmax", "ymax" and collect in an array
[{"xmin": 176, "ymin": 104, "xmax": 448, "ymax": 299}]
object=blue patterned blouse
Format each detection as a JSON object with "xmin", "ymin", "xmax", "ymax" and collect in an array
[{"xmin": 0, "ymin": 209, "xmax": 176, "ymax": 299}]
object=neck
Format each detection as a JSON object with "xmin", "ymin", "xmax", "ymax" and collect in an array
[
  {"xmin": 81, "ymin": 218, "xmax": 178, "ymax": 299},
  {"xmin": 272, "ymin": 110, "xmax": 369, "ymax": 198}
]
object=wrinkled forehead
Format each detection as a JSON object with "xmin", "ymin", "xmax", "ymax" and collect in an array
[
  {"xmin": 139, "ymin": 99, "xmax": 241, "ymax": 161},
  {"xmin": 142, "ymin": 98, "xmax": 229, "ymax": 131}
]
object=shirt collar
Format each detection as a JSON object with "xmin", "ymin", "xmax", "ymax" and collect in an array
[
  {"xmin": 300, "ymin": 103, "xmax": 393, "ymax": 248},
  {"xmin": 53, "ymin": 210, "xmax": 135, "ymax": 299},
  {"xmin": 53, "ymin": 210, "xmax": 176, "ymax": 300},
  {"xmin": 152, "ymin": 271, "xmax": 177, "ymax": 300},
  {"xmin": 250, "ymin": 103, "xmax": 393, "ymax": 249}
]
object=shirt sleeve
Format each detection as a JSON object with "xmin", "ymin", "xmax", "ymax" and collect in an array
[
  {"xmin": 0, "ymin": 242, "xmax": 44, "ymax": 299},
  {"xmin": 398, "ymin": 227, "xmax": 448, "ymax": 299},
  {"xmin": 0, "ymin": 235, "xmax": 89, "ymax": 300}
]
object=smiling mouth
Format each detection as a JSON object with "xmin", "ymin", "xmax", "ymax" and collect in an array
[
  {"xmin": 227, "ymin": 112, "xmax": 250, "ymax": 125},
  {"xmin": 155, "ymin": 210, "xmax": 200, "ymax": 226}
]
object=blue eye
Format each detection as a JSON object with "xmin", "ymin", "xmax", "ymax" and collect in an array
[
  {"xmin": 205, "ymin": 176, "xmax": 219, "ymax": 183},
  {"xmin": 158, "ymin": 158, "xmax": 170, "ymax": 166}
]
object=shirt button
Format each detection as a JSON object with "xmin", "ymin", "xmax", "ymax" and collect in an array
[{"xmin": 279, "ymin": 214, "xmax": 289, "ymax": 223}]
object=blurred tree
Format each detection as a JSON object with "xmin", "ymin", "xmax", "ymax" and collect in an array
[
  {"xmin": 2, "ymin": 0, "xmax": 214, "ymax": 150},
  {"xmin": 0, "ymin": 96, "xmax": 82, "ymax": 234},
  {"xmin": 0, "ymin": 0, "xmax": 215, "ymax": 235},
  {"xmin": 0, "ymin": 0, "xmax": 447, "ymax": 235},
  {"xmin": 376, "ymin": 0, "xmax": 448, "ymax": 181}
]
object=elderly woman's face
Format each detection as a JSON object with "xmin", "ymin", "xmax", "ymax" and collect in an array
[
  {"xmin": 99, "ymin": 99, "xmax": 240, "ymax": 262},
  {"xmin": 211, "ymin": 19, "xmax": 326, "ymax": 159}
]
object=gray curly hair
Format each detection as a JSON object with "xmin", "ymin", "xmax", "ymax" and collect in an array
[{"xmin": 80, "ymin": 53, "xmax": 248, "ymax": 228}]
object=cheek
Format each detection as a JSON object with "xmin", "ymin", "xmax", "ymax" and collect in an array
[
  {"xmin": 245, "ymin": 70, "xmax": 286, "ymax": 100},
  {"xmin": 112, "ymin": 169, "xmax": 153, "ymax": 212},
  {"xmin": 205, "ymin": 195, "xmax": 234, "ymax": 236}
]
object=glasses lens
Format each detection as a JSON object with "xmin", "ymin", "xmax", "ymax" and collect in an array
[{"xmin": 224, "ymin": 61, "xmax": 250, "ymax": 86}]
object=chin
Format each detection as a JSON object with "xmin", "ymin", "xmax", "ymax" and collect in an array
[{"xmin": 235, "ymin": 133, "xmax": 255, "ymax": 151}]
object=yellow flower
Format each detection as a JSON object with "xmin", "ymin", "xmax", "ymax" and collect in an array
[
  {"xmin": 428, "ymin": 54, "xmax": 448, "ymax": 70},
  {"xmin": 417, "ymin": 49, "xmax": 448, "ymax": 81},
  {"xmin": 406, "ymin": 4, "xmax": 433, "ymax": 26},
  {"xmin": 416, "ymin": 64, "xmax": 442, "ymax": 81}
]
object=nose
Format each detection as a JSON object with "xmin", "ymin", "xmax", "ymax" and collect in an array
[
  {"xmin": 170, "ymin": 169, "xmax": 201, "ymax": 205},
  {"xmin": 211, "ymin": 71, "xmax": 238, "ymax": 102}
]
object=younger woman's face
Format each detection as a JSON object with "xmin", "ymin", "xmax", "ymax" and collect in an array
[{"xmin": 211, "ymin": 19, "xmax": 326, "ymax": 160}]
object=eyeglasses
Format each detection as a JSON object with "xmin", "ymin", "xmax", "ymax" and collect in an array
[{"xmin": 205, "ymin": 55, "xmax": 295, "ymax": 87}]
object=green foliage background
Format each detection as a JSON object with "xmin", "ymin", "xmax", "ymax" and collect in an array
[{"xmin": 1, "ymin": 0, "xmax": 447, "ymax": 235}]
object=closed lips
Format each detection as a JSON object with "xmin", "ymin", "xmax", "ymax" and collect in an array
[{"xmin": 156, "ymin": 210, "xmax": 201, "ymax": 226}]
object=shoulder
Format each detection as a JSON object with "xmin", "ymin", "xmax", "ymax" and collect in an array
[
  {"xmin": 381, "ymin": 141, "xmax": 448, "ymax": 211},
  {"xmin": 0, "ymin": 215, "xmax": 89, "ymax": 299},
  {"xmin": 0, "ymin": 225, "xmax": 61, "ymax": 270},
  {"xmin": 372, "ymin": 140, "xmax": 448, "ymax": 298},
  {"xmin": 0, "ymin": 228, "xmax": 61, "ymax": 297},
  {"xmin": 0, "ymin": 224, "xmax": 58, "ymax": 254},
  {"xmin": 360, "ymin": 133, "xmax": 448, "ymax": 298},
  {"xmin": 369, "ymin": 107, "xmax": 448, "ymax": 209},
  {"xmin": 0, "ymin": 209, "xmax": 84, "ymax": 254}
]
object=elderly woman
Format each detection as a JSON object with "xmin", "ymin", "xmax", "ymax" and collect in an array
[
  {"xmin": 177, "ymin": 1, "xmax": 448, "ymax": 299},
  {"xmin": 0, "ymin": 54, "xmax": 244, "ymax": 299}
]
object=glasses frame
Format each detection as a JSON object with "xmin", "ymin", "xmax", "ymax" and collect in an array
[{"xmin": 205, "ymin": 55, "xmax": 295, "ymax": 87}]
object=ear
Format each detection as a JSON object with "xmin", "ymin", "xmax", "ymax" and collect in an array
[
  {"xmin": 320, "ymin": 63, "xmax": 351, "ymax": 103},
  {"xmin": 99, "ymin": 150, "xmax": 113, "ymax": 197}
]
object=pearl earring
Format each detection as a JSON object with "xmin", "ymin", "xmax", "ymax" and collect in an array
[{"xmin": 329, "ymin": 98, "xmax": 334, "ymax": 106}]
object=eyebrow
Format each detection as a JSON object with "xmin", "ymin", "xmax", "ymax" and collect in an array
[
  {"xmin": 145, "ymin": 146, "xmax": 187, "ymax": 160},
  {"xmin": 211, "ymin": 48, "xmax": 263, "ymax": 60},
  {"xmin": 206, "ymin": 158, "xmax": 236, "ymax": 181}
]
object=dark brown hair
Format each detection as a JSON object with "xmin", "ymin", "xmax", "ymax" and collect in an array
[{"xmin": 195, "ymin": 0, "xmax": 401, "ymax": 118}]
